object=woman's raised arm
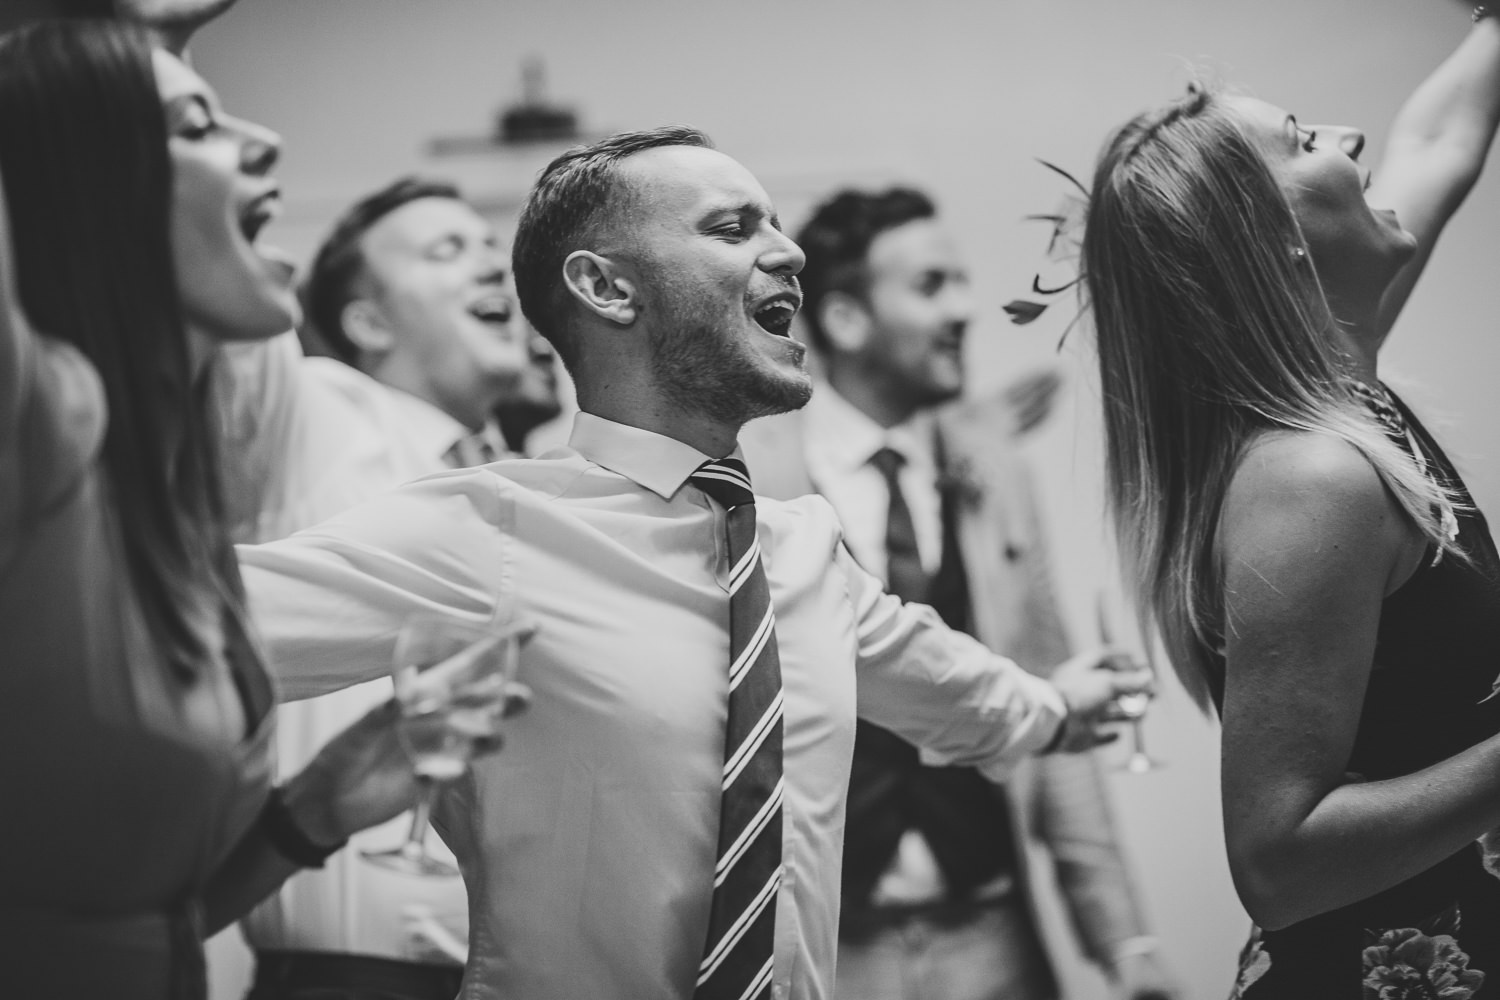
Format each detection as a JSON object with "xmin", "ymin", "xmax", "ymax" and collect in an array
[{"xmin": 1371, "ymin": 10, "xmax": 1500, "ymax": 344}]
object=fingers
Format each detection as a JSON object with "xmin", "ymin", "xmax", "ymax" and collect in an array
[
  {"xmin": 471, "ymin": 734, "xmax": 506, "ymax": 755},
  {"xmin": 1109, "ymin": 667, "xmax": 1155, "ymax": 698},
  {"xmin": 1049, "ymin": 718, "xmax": 1122, "ymax": 754},
  {"xmin": 459, "ymin": 682, "xmax": 531, "ymax": 762},
  {"xmin": 501, "ymin": 681, "xmax": 533, "ymax": 719}
]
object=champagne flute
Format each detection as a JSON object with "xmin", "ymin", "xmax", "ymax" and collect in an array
[
  {"xmin": 363, "ymin": 612, "xmax": 524, "ymax": 876},
  {"xmin": 1096, "ymin": 591, "xmax": 1162, "ymax": 774}
]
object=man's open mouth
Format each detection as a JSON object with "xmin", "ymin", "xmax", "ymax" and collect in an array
[
  {"xmin": 468, "ymin": 294, "xmax": 514, "ymax": 327},
  {"xmin": 752, "ymin": 298, "xmax": 797, "ymax": 337}
]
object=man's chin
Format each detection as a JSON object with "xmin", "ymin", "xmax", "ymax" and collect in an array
[{"xmin": 740, "ymin": 368, "xmax": 813, "ymax": 422}]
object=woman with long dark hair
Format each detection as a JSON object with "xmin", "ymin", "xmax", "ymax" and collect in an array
[
  {"xmin": 1082, "ymin": 9, "xmax": 1500, "ymax": 998},
  {"xmin": 0, "ymin": 20, "xmax": 509, "ymax": 997}
]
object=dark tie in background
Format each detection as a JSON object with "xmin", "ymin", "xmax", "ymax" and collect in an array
[
  {"xmin": 690, "ymin": 458, "xmax": 784, "ymax": 1000},
  {"xmin": 443, "ymin": 430, "xmax": 501, "ymax": 469},
  {"xmin": 841, "ymin": 444, "xmax": 1016, "ymax": 922},
  {"xmin": 868, "ymin": 446, "xmax": 928, "ymax": 606}
]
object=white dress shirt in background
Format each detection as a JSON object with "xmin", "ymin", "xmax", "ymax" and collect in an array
[
  {"xmin": 237, "ymin": 412, "xmax": 1066, "ymax": 1000},
  {"xmin": 800, "ymin": 383, "xmax": 943, "ymax": 578},
  {"xmin": 217, "ymin": 332, "xmax": 505, "ymax": 962}
]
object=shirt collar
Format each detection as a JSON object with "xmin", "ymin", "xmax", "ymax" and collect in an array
[
  {"xmin": 381, "ymin": 386, "xmax": 493, "ymax": 460},
  {"xmin": 569, "ymin": 411, "xmax": 728, "ymax": 501},
  {"xmin": 803, "ymin": 381, "xmax": 937, "ymax": 474}
]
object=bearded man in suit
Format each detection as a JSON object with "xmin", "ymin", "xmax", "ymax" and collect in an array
[{"xmin": 741, "ymin": 187, "xmax": 1177, "ymax": 1000}]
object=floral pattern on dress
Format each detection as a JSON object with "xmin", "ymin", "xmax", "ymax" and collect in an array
[
  {"xmin": 1362, "ymin": 921, "xmax": 1484, "ymax": 1000},
  {"xmin": 1478, "ymin": 828, "xmax": 1500, "ymax": 881},
  {"xmin": 1229, "ymin": 929, "xmax": 1271, "ymax": 999}
]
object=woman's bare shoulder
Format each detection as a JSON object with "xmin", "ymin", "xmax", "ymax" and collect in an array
[
  {"xmin": 1223, "ymin": 430, "xmax": 1421, "ymax": 586},
  {"xmin": 1232, "ymin": 430, "xmax": 1386, "ymax": 502}
]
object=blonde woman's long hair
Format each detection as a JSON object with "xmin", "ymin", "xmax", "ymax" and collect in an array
[{"xmin": 1081, "ymin": 85, "xmax": 1459, "ymax": 710}]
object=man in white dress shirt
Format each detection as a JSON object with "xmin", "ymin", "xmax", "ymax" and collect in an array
[
  {"xmin": 221, "ymin": 177, "xmax": 551, "ymax": 1000},
  {"xmin": 236, "ymin": 126, "xmax": 1149, "ymax": 1000}
]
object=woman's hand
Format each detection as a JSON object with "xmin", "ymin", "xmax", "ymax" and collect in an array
[
  {"xmin": 113, "ymin": 0, "xmax": 244, "ymax": 55},
  {"xmin": 279, "ymin": 680, "xmax": 532, "ymax": 849}
]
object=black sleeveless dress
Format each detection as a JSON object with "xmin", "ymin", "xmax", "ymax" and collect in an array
[{"xmin": 1230, "ymin": 387, "xmax": 1500, "ymax": 1000}]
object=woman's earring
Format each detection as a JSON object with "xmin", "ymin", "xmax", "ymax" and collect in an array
[{"xmin": 1291, "ymin": 246, "xmax": 1308, "ymax": 263}]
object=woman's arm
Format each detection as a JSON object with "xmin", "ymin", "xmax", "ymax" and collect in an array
[
  {"xmin": 1371, "ymin": 11, "xmax": 1500, "ymax": 345},
  {"xmin": 203, "ymin": 690, "xmax": 522, "ymax": 932},
  {"xmin": 203, "ymin": 700, "xmax": 409, "ymax": 931},
  {"xmin": 0, "ymin": 172, "xmax": 35, "ymax": 545},
  {"xmin": 1218, "ymin": 431, "xmax": 1500, "ymax": 930}
]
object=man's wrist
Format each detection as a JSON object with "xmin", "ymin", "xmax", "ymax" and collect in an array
[{"xmin": 1040, "ymin": 686, "xmax": 1075, "ymax": 753}]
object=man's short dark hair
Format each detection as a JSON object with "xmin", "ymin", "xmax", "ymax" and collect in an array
[
  {"xmin": 511, "ymin": 125, "xmax": 713, "ymax": 372},
  {"xmin": 795, "ymin": 187, "xmax": 936, "ymax": 353},
  {"xmin": 300, "ymin": 176, "xmax": 464, "ymax": 365}
]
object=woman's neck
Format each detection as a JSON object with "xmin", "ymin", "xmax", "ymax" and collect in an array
[
  {"xmin": 1319, "ymin": 260, "xmax": 1398, "ymax": 384},
  {"xmin": 185, "ymin": 324, "xmax": 220, "ymax": 386},
  {"xmin": 1322, "ymin": 296, "xmax": 1382, "ymax": 385}
]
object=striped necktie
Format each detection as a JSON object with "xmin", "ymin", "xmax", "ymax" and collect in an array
[{"xmin": 689, "ymin": 457, "xmax": 784, "ymax": 1000}]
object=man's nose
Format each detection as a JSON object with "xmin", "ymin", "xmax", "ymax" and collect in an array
[{"xmin": 762, "ymin": 229, "xmax": 805, "ymax": 277}]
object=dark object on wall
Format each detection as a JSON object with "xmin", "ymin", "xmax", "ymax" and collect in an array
[
  {"xmin": 430, "ymin": 55, "xmax": 592, "ymax": 156},
  {"xmin": 497, "ymin": 56, "xmax": 578, "ymax": 144}
]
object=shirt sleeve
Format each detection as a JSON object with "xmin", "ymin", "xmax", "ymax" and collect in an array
[
  {"xmin": 841, "ymin": 542, "xmax": 1066, "ymax": 782},
  {"xmin": 238, "ymin": 468, "xmax": 513, "ymax": 700},
  {"xmin": 215, "ymin": 331, "xmax": 308, "ymax": 544}
]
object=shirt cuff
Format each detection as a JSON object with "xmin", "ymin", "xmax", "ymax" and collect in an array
[{"xmin": 917, "ymin": 669, "xmax": 1067, "ymax": 782}]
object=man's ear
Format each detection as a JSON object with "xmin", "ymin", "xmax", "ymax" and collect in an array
[
  {"xmin": 819, "ymin": 291, "xmax": 872, "ymax": 353},
  {"xmin": 339, "ymin": 299, "xmax": 395, "ymax": 356},
  {"xmin": 562, "ymin": 251, "xmax": 638, "ymax": 327}
]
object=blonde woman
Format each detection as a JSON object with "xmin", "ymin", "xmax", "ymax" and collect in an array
[{"xmin": 1082, "ymin": 8, "xmax": 1500, "ymax": 998}]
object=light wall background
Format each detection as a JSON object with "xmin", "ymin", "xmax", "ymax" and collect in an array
[{"xmin": 193, "ymin": 1, "xmax": 1500, "ymax": 998}]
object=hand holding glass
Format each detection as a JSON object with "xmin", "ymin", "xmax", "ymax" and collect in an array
[
  {"xmin": 1113, "ymin": 682, "xmax": 1158, "ymax": 774},
  {"xmin": 1096, "ymin": 592, "xmax": 1162, "ymax": 774},
  {"xmin": 362, "ymin": 613, "xmax": 526, "ymax": 876}
]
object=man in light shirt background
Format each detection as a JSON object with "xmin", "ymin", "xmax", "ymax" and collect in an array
[
  {"xmin": 236, "ymin": 126, "xmax": 1151, "ymax": 1000},
  {"xmin": 742, "ymin": 187, "xmax": 1176, "ymax": 1000},
  {"xmin": 219, "ymin": 177, "xmax": 556, "ymax": 999}
]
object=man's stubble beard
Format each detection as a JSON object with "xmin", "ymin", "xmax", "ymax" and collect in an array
[{"xmin": 649, "ymin": 312, "xmax": 812, "ymax": 433}]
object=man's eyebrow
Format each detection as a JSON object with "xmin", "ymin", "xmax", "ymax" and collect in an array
[{"xmin": 701, "ymin": 201, "xmax": 781, "ymax": 229}]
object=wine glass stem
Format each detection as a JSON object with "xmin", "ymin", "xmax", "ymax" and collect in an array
[
  {"xmin": 401, "ymin": 775, "xmax": 441, "ymax": 856},
  {"xmin": 1129, "ymin": 717, "xmax": 1153, "ymax": 770}
]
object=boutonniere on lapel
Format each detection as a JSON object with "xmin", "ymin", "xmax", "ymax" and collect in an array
[{"xmin": 937, "ymin": 457, "xmax": 985, "ymax": 510}]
